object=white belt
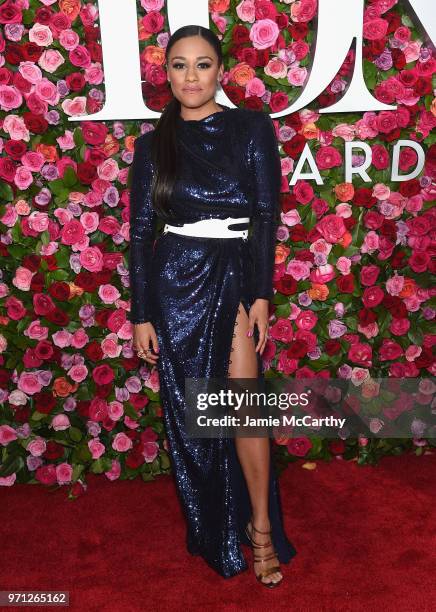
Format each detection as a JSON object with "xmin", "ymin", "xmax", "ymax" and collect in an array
[{"xmin": 163, "ymin": 217, "xmax": 250, "ymax": 239}]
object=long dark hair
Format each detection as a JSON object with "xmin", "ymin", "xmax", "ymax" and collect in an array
[{"xmin": 149, "ymin": 25, "xmax": 223, "ymax": 219}]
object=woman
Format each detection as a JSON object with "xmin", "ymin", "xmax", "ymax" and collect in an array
[{"xmin": 129, "ymin": 25, "xmax": 297, "ymax": 587}]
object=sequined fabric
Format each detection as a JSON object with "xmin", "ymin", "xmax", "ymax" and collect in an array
[{"xmin": 128, "ymin": 105, "xmax": 297, "ymax": 577}]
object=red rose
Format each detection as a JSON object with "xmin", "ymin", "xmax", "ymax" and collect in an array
[
  {"xmin": 22, "ymin": 42, "xmax": 43, "ymax": 62},
  {"xmin": 348, "ymin": 342, "xmax": 372, "ymax": 367},
  {"xmin": 0, "ymin": 0, "xmax": 22, "ymax": 24},
  {"xmin": 358, "ymin": 308, "xmax": 378, "ymax": 326},
  {"xmin": 35, "ymin": 7, "xmax": 53, "ymax": 23},
  {"xmin": 316, "ymin": 214, "xmax": 346, "ymax": 243},
  {"xmin": 232, "ymin": 24, "xmax": 250, "ymax": 43},
  {"xmin": 66, "ymin": 72, "xmax": 86, "ymax": 92},
  {"xmin": 362, "ymin": 286, "xmax": 384, "ymax": 308},
  {"xmin": 376, "ymin": 111, "xmax": 397, "ymax": 134},
  {"xmin": 92, "ymin": 364, "xmax": 114, "ymax": 386},
  {"xmin": 379, "ymin": 339, "xmax": 403, "ymax": 361},
  {"xmin": 288, "ymin": 23, "xmax": 308, "ymax": 40},
  {"xmin": 408, "ymin": 252, "xmax": 430, "ymax": 273},
  {"xmin": 23, "ymin": 112, "xmax": 48, "ymax": 134},
  {"xmin": 371, "ymin": 144, "xmax": 390, "ymax": 169},
  {"xmin": 353, "ymin": 187, "xmax": 377, "ymax": 208},
  {"xmin": 35, "ymin": 465, "xmax": 57, "ymax": 486},
  {"xmin": 33, "ymin": 293, "xmax": 55, "ymax": 316},
  {"xmin": 34, "ymin": 391, "xmax": 56, "ymax": 414},
  {"xmin": 81, "ymin": 121, "xmax": 108, "ymax": 146},
  {"xmin": 286, "ymin": 339, "xmax": 308, "ymax": 359},
  {"xmin": 283, "ymin": 134, "xmax": 305, "ymax": 159},
  {"xmin": 329, "ymin": 440, "xmax": 345, "ymax": 455},
  {"xmin": 289, "ymin": 224, "xmax": 308, "ymax": 242},
  {"xmin": 43, "ymin": 440, "xmax": 65, "ymax": 460},
  {"xmin": 399, "ymin": 179, "xmax": 420, "ymax": 197},
  {"xmin": 277, "ymin": 275, "xmax": 298, "ymax": 295},
  {"xmin": 4, "ymin": 42, "xmax": 24, "ymax": 65},
  {"xmin": 0, "ymin": 157, "xmax": 16, "ymax": 182},
  {"xmin": 336, "ymin": 274, "xmax": 355, "ymax": 293},
  {"xmin": 85, "ymin": 341, "xmax": 104, "ymax": 362},
  {"xmin": 324, "ymin": 340, "xmax": 341, "ymax": 356},
  {"xmin": 287, "ymin": 436, "xmax": 312, "ymax": 457},
  {"xmin": 293, "ymin": 180, "xmax": 314, "ymax": 204},
  {"xmin": 77, "ymin": 161, "xmax": 97, "ymax": 184},
  {"xmin": 363, "ymin": 210, "xmax": 384, "ymax": 229},
  {"xmin": 48, "ymin": 281, "xmax": 70, "ymax": 301},
  {"xmin": 360, "ymin": 264, "xmax": 380, "ymax": 286}
]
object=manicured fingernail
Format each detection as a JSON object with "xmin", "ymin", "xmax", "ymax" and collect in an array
[{"xmin": 247, "ymin": 330, "xmax": 253, "ymax": 337}]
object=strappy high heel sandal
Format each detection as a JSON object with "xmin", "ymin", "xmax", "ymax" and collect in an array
[{"xmin": 245, "ymin": 517, "xmax": 283, "ymax": 588}]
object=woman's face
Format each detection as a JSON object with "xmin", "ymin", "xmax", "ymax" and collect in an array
[{"xmin": 166, "ymin": 36, "xmax": 224, "ymax": 110}]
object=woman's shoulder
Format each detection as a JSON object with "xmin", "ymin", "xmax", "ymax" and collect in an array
[{"xmin": 227, "ymin": 106, "xmax": 273, "ymax": 132}]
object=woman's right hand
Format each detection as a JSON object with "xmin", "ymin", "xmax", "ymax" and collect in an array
[{"xmin": 132, "ymin": 322, "xmax": 159, "ymax": 365}]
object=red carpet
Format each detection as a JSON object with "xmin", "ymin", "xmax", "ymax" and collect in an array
[{"xmin": 1, "ymin": 452, "xmax": 435, "ymax": 612}]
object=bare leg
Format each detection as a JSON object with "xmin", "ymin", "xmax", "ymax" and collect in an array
[{"xmin": 227, "ymin": 303, "xmax": 282, "ymax": 585}]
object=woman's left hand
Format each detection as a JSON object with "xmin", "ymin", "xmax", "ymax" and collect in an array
[{"xmin": 247, "ymin": 299, "xmax": 270, "ymax": 355}]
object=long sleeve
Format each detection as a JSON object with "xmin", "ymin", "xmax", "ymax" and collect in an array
[
  {"xmin": 248, "ymin": 112, "xmax": 281, "ymax": 300},
  {"xmin": 128, "ymin": 133, "xmax": 157, "ymax": 324}
]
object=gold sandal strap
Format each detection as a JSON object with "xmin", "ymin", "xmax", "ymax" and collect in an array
[
  {"xmin": 254, "ymin": 552, "xmax": 278, "ymax": 563},
  {"xmin": 251, "ymin": 523, "xmax": 272, "ymax": 535}
]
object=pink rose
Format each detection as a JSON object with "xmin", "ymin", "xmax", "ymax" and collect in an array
[
  {"xmin": 108, "ymin": 401, "xmax": 124, "ymax": 421},
  {"xmin": 0, "ymin": 425, "xmax": 18, "ymax": 446},
  {"xmin": 315, "ymin": 146, "xmax": 342, "ymax": 169},
  {"xmin": 22, "ymin": 151, "xmax": 45, "ymax": 172},
  {"xmin": 249, "ymin": 18, "xmax": 280, "ymax": 50},
  {"xmin": 61, "ymin": 96, "xmax": 87, "ymax": 116},
  {"xmin": 112, "ymin": 432, "xmax": 133, "ymax": 452},
  {"xmin": 98, "ymin": 284, "xmax": 121, "ymax": 304},
  {"xmin": 69, "ymin": 45, "xmax": 92, "ymax": 68},
  {"xmin": 51, "ymin": 414, "xmax": 70, "ymax": 431},
  {"xmin": 88, "ymin": 438, "xmax": 106, "ymax": 459},
  {"xmin": 38, "ymin": 48, "xmax": 65, "ymax": 73},
  {"xmin": 288, "ymin": 66, "xmax": 307, "ymax": 86},
  {"xmin": 14, "ymin": 166, "xmax": 33, "ymax": 190},
  {"xmin": 29, "ymin": 212, "xmax": 49, "ymax": 233},
  {"xmin": 316, "ymin": 214, "xmax": 346, "ymax": 243},
  {"xmin": 13, "ymin": 266, "xmax": 33, "ymax": 291},
  {"xmin": 0, "ymin": 85, "xmax": 22, "ymax": 111},
  {"xmin": 35, "ymin": 78, "xmax": 59, "ymax": 104},
  {"xmin": 143, "ymin": 441, "xmax": 159, "ymax": 463},
  {"xmin": 29, "ymin": 23, "xmax": 53, "ymax": 46},
  {"xmin": 286, "ymin": 259, "xmax": 311, "ymax": 281},
  {"xmin": 295, "ymin": 310, "xmax": 318, "ymax": 331},
  {"xmin": 71, "ymin": 328, "xmax": 89, "ymax": 349},
  {"xmin": 105, "ymin": 459, "xmax": 121, "ymax": 481},
  {"xmin": 291, "ymin": 0, "xmax": 317, "ymax": 23},
  {"xmin": 17, "ymin": 371, "xmax": 42, "ymax": 394},
  {"xmin": 18, "ymin": 62, "xmax": 42, "ymax": 85},
  {"xmin": 27, "ymin": 437, "xmax": 46, "ymax": 456},
  {"xmin": 97, "ymin": 158, "xmax": 119, "ymax": 181},
  {"xmin": 56, "ymin": 462, "xmax": 73, "ymax": 485},
  {"xmin": 363, "ymin": 18, "xmax": 388, "ymax": 40},
  {"xmin": 59, "ymin": 28, "xmax": 79, "ymax": 51},
  {"xmin": 79, "ymin": 246, "xmax": 104, "ymax": 272},
  {"xmin": 3, "ymin": 114, "xmax": 30, "ymax": 141},
  {"xmin": 67, "ymin": 364, "xmax": 88, "ymax": 383}
]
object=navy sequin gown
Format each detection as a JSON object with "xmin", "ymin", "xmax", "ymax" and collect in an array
[{"xmin": 128, "ymin": 104, "xmax": 297, "ymax": 577}]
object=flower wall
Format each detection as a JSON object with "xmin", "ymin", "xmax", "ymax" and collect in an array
[{"xmin": 0, "ymin": 0, "xmax": 435, "ymax": 495}]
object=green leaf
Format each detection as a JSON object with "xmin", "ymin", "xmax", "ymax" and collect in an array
[
  {"xmin": 0, "ymin": 454, "xmax": 24, "ymax": 478},
  {"xmin": 0, "ymin": 181, "xmax": 14, "ymax": 202},
  {"xmin": 63, "ymin": 166, "xmax": 78, "ymax": 188},
  {"xmin": 69, "ymin": 427, "xmax": 83, "ymax": 442}
]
